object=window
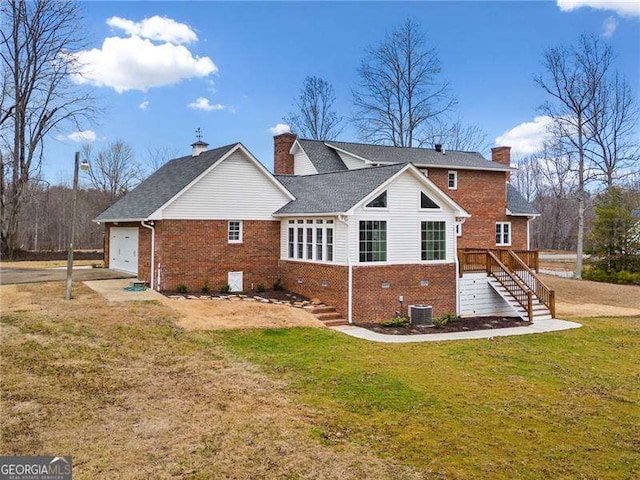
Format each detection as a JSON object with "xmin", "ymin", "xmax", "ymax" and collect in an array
[
  {"xmin": 288, "ymin": 226, "xmax": 295, "ymax": 258},
  {"xmin": 448, "ymin": 171, "xmax": 457, "ymax": 190},
  {"xmin": 420, "ymin": 192, "xmax": 439, "ymax": 209},
  {"xmin": 326, "ymin": 225, "xmax": 334, "ymax": 261},
  {"xmin": 366, "ymin": 191, "xmax": 387, "ymax": 208},
  {"xmin": 359, "ymin": 221, "xmax": 387, "ymax": 262},
  {"xmin": 496, "ymin": 222, "xmax": 511, "ymax": 246},
  {"xmin": 316, "ymin": 227, "xmax": 323, "ymax": 260},
  {"xmin": 228, "ymin": 221, "xmax": 242, "ymax": 243},
  {"xmin": 455, "ymin": 222, "xmax": 462, "ymax": 237},
  {"xmin": 306, "ymin": 227, "xmax": 313, "ymax": 260},
  {"xmin": 421, "ymin": 221, "xmax": 446, "ymax": 261},
  {"xmin": 297, "ymin": 227, "xmax": 304, "ymax": 259}
]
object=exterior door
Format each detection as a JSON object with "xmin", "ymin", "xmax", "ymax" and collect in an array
[{"xmin": 227, "ymin": 271, "xmax": 243, "ymax": 292}]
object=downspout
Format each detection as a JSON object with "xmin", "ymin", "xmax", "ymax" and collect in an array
[
  {"xmin": 454, "ymin": 219, "xmax": 460, "ymax": 316},
  {"xmin": 338, "ymin": 214, "xmax": 353, "ymax": 324},
  {"xmin": 141, "ymin": 220, "xmax": 155, "ymax": 290}
]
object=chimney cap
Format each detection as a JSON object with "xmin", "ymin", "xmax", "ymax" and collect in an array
[
  {"xmin": 434, "ymin": 143, "xmax": 442, "ymax": 152},
  {"xmin": 191, "ymin": 140, "xmax": 209, "ymax": 147}
]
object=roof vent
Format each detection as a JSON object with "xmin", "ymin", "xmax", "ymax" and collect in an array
[
  {"xmin": 191, "ymin": 127, "xmax": 209, "ymax": 157},
  {"xmin": 434, "ymin": 144, "xmax": 442, "ymax": 152}
]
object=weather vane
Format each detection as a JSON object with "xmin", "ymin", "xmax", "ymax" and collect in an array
[{"xmin": 195, "ymin": 127, "xmax": 202, "ymax": 142}]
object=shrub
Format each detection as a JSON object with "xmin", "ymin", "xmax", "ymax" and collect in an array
[
  {"xmin": 255, "ymin": 283, "xmax": 266, "ymax": 293},
  {"xmin": 273, "ymin": 277, "xmax": 283, "ymax": 291},
  {"xmin": 219, "ymin": 284, "xmax": 231, "ymax": 294},
  {"xmin": 441, "ymin": 311, "xmax": 460, "ymax": 323},
  {"xmin": 433, "ymin": 315, "xmax": 449, "ymax": 328},
  {"xmin": 176, "ymin": 284, "xmax": 188, "ymax": 294},
  {"xmin": 200, "ymin": 281, "xmax": 211, "ymax": 294},
  {"xmin": 582, "ymin": 267, "xmax": 640, "ymax": 285},
  {"xmin": 381, "ymin": 316, "xmax": 409, "ymax": 328}
]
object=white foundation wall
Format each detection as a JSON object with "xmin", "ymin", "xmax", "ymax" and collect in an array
[{"xmin": 459, "ymin": 273, "xmax": 517, "ymax": 317}]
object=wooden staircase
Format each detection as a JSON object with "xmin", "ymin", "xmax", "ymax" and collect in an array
[
  {"xmin": 306, "ymin": 304, "xmax": 349, "ymax": 327},
  {"xmin": 459, "ymin": 249, "xmax": 556, "ymax": 323}
]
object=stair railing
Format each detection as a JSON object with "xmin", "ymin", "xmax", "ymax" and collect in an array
[
  {"xmin": 486, "ymin": 250, "xmax": 533, "ymax": 323},
  {"xmin": 508, "ymin": 251, "xmax": 556, "ymax": 318}
]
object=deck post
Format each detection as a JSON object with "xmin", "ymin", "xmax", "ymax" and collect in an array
[
  {"xmin": 549, "ymin": 290, "xmax": 556, "ymax": 318},
  {"xmin": 527, "ymin": 292, "xmax": 533, "ymax": 323}
]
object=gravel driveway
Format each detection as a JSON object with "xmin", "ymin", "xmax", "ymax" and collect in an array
[{"xmin": 0, "ymin": 266, "xmax": 135, "ymax": 285}]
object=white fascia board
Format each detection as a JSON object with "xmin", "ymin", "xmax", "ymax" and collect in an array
[
  {"xmin": 272, "ymin": 212, "xmax": 343, "ymax": 218},
  {"xmin": 506, "ymin": 209, "xmax": 540, "ymax": 218},
  {"xmin": 148, "ymin": 143, "xmax": 295, "ymax": 219},
  {"xmin": 93, "ymin": 217, "xmax": 145, "ymax": 224},
  {"xmin": 345, "ymin": 164, "xmax": 470, "ymax": 217},
  {"xmin": 412, "ymin": 163, "xmax": 515, "ymax": 172}
]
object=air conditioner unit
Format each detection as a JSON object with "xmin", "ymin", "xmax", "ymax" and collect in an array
[{"xmin": 409, "ymin": 304, "xmax": 433, "ymax": 326}]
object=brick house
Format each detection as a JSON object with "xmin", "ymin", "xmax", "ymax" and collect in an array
[{"xmin": 96, "ymin": 134, "xmax": 553, "ymax": 324}]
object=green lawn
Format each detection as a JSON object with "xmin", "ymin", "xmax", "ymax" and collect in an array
[{"xmin": 217, "ymin": 317, "xmax": 640, "ymax": 479}]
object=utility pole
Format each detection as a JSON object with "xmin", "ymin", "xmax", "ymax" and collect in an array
[{"xmin": 65, "ymin": 152, "xmax": 88, "ymax": 300}]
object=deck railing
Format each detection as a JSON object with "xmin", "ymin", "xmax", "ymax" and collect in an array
[
  {"xmin": 458, "ymin": 248, "xmax": 539, "ymax": 276},
  {"xmin": 507, "ymin": 250, "xmax": 555, "ymax": 318},
  {"xmin": 486, "ymin": 251, "xmax": 534, "ymax": 323}
]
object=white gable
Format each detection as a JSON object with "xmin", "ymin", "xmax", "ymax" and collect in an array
[
  {"xmin": 294, "ymin": 150, "xmax": 318, "ymax": 175},
  {"xmin": 160, "ymin": 150, "xmax": 290, "ymax": 220},
  {"xmin": 336, "ymin": 150, "xmax": 370, "ymax": 170}
]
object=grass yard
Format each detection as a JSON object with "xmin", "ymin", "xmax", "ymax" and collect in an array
[
  {"xmin": 1, "ymin": 281, "xmax": 639, "ymax": 478},
  {"xmin": 217, "ymin": 321, "xmax": 640, "ymax": 479}
]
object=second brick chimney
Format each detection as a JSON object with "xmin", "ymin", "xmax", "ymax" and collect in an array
[
  {"xmin": 491, "ymin": 146, "xmax": 511, "ymax": 181},
  {"xmin": 274, "ymin": 132, "xmax": 297, "ymax": 175}
]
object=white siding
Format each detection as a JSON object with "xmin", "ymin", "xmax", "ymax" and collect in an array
[
  {"xmin": 336, "ymin": 151, "xmax": 370, "ymax": 170},
  {"xmin": 459, "ymin": 273, "xmax": 516, "ymax": 317},
  {"xmin": 161, "ymin": 151, "xmax": 290, "ymax": 220},
  {"xmin": 294, "ymin": 151, "xmax": 318, "ymax": 175},
  {"xmin": 348, "ymin": 170, "xmax": 456, "ymax": 264}
]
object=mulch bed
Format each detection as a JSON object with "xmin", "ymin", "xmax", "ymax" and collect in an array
[
  {"xmin": 161, "ymin": 289, "xmax": 311, "ymax": 304},
  {"xmin": 359, "ymin": 316, "xmax": 531, "ymax": 335}
]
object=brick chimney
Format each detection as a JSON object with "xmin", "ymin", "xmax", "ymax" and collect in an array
[
  {"xmin": 274, "ymin": 132, "xmax": 296, "ymax": 174},
  {"xmin": 491, "ymin": 146, "xmax": 511, "ymax": 181}
]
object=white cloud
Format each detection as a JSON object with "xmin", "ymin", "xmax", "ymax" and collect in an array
[
  {"xmin": 495, "ymin": 116, "xmax": 553, "ymax": 159},
  {"xmin": 72, "ymin": 35, "xmax": 217, "ymax": 93},
  {"xmin": 66, "ymin": 130, "xmax": 97, "ymax": 142},
  {"xmin": 138, "ymin": 100, "xmax": 149, "ymax": 110},
  {"xmin": 107, "ymin": 15, "xmax": 198, "ymax": 44},
  {"xmin": 602, "ymin": 16, "xmax": 618, "ymax": 37},
  {"xmin": 557, "ymin": 0, "xmax": 640, "ymax": 17},
  {"xmin": 269, "ymin": 123, "xmax": 291, "ymax": 135},
  {"xmin": 187, "ymin": 97, "xmax": 227, "ymax": 111}
]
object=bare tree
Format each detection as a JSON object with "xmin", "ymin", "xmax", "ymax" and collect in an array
[
  {"xmin": 144, "ymin": 145, "xmax": 179, "ymax": 175},
  {"xmin": 535, "ymin": 34, "xmax": 612, "ymax": 278},
  {"xmin": 420, "ymin": 118, "xmax": 488, "ymax": 152},
  {"xmin": 82, "ymin": 141, "xmax": 140, "ymax": 201},
  {"xmin": 353, "ymin": 18, "xmax": 456, "ymax": 147},
  {"xmin": 283, "ymin": 76, "xmax": 343, "ymax": 140},
  {"xmin": 0, "ymin": 0, "xmax": 95, "ymax": 258},
  {"xmin": 586, "ymin": 73, "xmax": 639, "ymax": 188}
]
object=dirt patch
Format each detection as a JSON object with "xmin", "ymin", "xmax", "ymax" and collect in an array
[
  {"xmin": 540, "ymin": 274, "xmax": 640, "ymax": 317},
  {"xmin": 359, "ymin": 316, "xmax": 529, "ymax": 335},
  {"xmin": 168, "ymin": 298, "xmax": 324, "ymax": 330},
  {"xmin": 0, "ymin": 285, "xmax": 42, "ymax": 313},
  {"xmin": 0, "ymin": 260, "xmax": 103, "ymax": 269}
]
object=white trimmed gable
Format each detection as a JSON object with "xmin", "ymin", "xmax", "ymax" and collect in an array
[
  {"xmin": 292, "ymin": 142, "xmax": 318, "ymax": 175},
  {"xmin": 335, "ymin": 150, "xmax": 369, "ymax": 170},
  {"xmin": 160, "ymin": 148, "xmax": 291, "ymax": 220}
]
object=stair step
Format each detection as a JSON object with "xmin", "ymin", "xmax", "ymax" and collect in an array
[
  {"xmin": 315, "ymin": 312, "xmax": 342, "ymax": 321},
  {"xmin": 309, "ymin": 305, "xmax": 335, "ymax": 314},
  {"xmin": 322, "ymin": 318, "xmax": 349, "ymax": 326}
]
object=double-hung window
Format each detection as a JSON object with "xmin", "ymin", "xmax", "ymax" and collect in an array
[
  {"xmin": 496, "ymin": 222, "xmax": 511, "ymax": 246},
  {"xmin": 287, "ymin": 221, "xmax": 295, "ymax": 258},
  {"xmin": 448, "ymin": 171, "xmax": 458, "ymax": 190},
  {"xmin": 228, "ymin": 221, "xmax": 242, "ymax": 243},
  {"xmin": 359, "ymin": 221, "xmax": 387, "ymax": 262},
  {"xmin": 421, "ymin": 221, "xmax": 446, "ymax": 261}
]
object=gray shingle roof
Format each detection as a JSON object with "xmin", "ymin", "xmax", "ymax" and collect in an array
[
  {"xmin": 95, "ymin": 143, "xmax": 238, "ymax": 222},
  {"xmin": 506, "ymin": 183, "xmax": 539, "ymax": 216},
  {"xmin": 297, "ymin": 139, "xmax": 347, "ymax": 173},
  {"xmin": 323, "ymin": 140, "xmax": 511, "ymax": 171},
  {"xmin": 275, "ymin": 163, "xmax": 406, "ymax": 215}
]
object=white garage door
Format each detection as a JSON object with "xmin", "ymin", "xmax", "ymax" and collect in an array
[{"xmin": 110, "ymin": 227, "xmax": 138, "ymax": 275}]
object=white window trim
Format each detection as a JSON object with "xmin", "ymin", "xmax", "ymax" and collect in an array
[
  {"xmin": 420, "ymin": 220, "xmax": 448, "ymax": 262},
  {"xmin": 448, "ymin": 170, "xmax": 458, "ymax": 190},
  {"xmin": 228, "ymin": 220, "xmax": 243, "ymax": 244},
  {"xmin": 358, "ymin": 220, "xmax": 388, "ymax": 263},
  {"xmin": 283, "ymin": 217, "xmax": 335, "ymax": 264},
  {"xmin": 496, "ymin": 221, "xmax": 511, "ymax": 246},
  {"xmin": 363, "ymin": 190, "xmax": 389, "ymax": 210},
  {"xmin": 418, "ymin": 190, "xmax": 443, "ymax": 211}
]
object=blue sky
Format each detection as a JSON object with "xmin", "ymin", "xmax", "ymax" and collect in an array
[{"xmin": 46, "ymin": 0, "xmax": 639, "ymax": 182}]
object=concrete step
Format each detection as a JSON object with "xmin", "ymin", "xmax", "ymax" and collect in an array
[
  {"xmin": 322, "ymin": 318, "xmax": 349, "ymax": 326},
  {"xmin": 315, "ymin": 312, "xmax": 342, "ymax": 321},
  {"xmin": 308, "ymin": 305, "xmax": 335, "ymax": 314}
]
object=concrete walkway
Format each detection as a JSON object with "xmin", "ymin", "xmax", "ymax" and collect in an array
[{"xmin": 331, "ymin": 318, "xmax": 582, "ymax": 343}]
